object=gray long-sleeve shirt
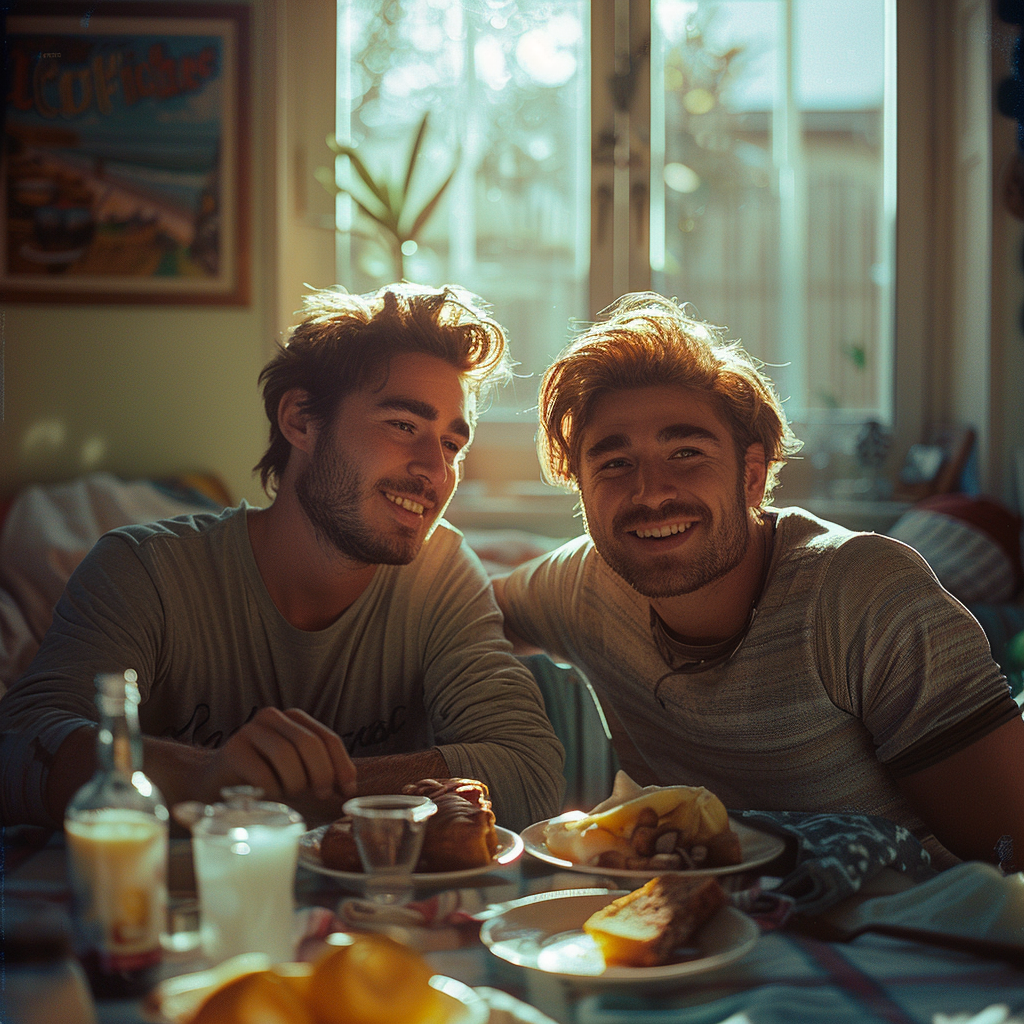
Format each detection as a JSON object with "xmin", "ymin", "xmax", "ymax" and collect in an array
[{"xmin": 0, "ymin": 504, "xmax": 564, "ymax": 831}]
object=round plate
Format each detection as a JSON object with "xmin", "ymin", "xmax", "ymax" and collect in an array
[
  {"xmin": 298, "ymin": 824, "xmax": 523, "ymax": 884},
  {"xmin": 479, "ymin": 889, "xmax": 758, "ymax": 989},
  {"xmin": 147, "ymin": 959, "xmax": 487, "ymax": 1023},
  {"xmin": 520, "ymin": 815, "xmax": 785, "ymax": 879}
]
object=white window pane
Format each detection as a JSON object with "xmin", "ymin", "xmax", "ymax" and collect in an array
[
  {"xmin": 651, "ymin": 0, "xmax": 892, "ymax": 422},
  {"xmin": 336, "ymin": 0, "xmax": 591, "ymax": 414}
]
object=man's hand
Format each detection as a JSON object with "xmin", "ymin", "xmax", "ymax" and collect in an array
[{"xmin": 200, "ymin": 707, "xmax": 358, "ymax": 808}]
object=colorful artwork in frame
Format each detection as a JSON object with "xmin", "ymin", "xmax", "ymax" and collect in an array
[{"xmin": 1, "ymin": 2, "xmax": 250, "ymax": 305}]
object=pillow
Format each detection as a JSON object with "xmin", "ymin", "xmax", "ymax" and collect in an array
[{"xmin": 887, "ymin": 494, "xmax": 1023, "ymax": 604}]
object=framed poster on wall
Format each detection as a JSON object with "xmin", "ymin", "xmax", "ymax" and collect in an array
[{"xmin": 1, "ymin": 2, "xmax": 250, "ymax": 305}]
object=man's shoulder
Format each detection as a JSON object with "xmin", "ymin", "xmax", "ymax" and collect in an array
[
  {"xmin": 771, "ymin": 505, "xmax": 936, "ymax": 591},
  {"xmin": 99, "ymin": 504, "xmax": 248, "ymax": 565}
]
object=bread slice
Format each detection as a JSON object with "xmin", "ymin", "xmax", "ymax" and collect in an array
[{"xmin": 582, "ymin": 875, "xmax": 728, "ymax": 967}]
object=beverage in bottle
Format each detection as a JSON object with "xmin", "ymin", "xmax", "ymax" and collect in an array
[{"xmin": 65, "ymin": 670, "xmax": 169, "ymax": 997}]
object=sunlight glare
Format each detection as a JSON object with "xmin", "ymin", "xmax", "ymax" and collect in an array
[{"xmin": 515, "ymin": 16, "xmax": 580, "ymax": 87}]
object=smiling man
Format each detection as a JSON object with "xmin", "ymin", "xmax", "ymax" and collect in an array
[
  {"xmin": 494, "ymin": 291, "xmax": 1024, "ymax": 868},
  {"xmin": 0, "ymin": 284, "xmax": 564, "ymax": 832}
]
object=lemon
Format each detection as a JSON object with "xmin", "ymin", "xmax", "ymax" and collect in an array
[{"xmin": 306, "ymin": 933, "xmax": 441, "ymax": 1024}]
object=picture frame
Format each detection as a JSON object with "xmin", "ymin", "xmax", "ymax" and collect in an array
[{"xmin": 1, "ymin": 2, "xmax": 250, "ymax": 305}]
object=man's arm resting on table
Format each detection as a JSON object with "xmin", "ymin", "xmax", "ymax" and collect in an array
[
  {"xmin": 491, "ymin": 574, "xmax": 544, "ymax": 655},
  {"xmin": 897, "ymin": 714, "xmax": 1024, "ymax": 866},
  {"xmin": 44, "ymin": 709, "xmax": 446, "ymax": 827}
]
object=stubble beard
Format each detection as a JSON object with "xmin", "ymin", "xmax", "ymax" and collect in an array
[
  {"xmin": 295, "ymin": 436, "xmax": 430, "ymax": 566},
  {"xmin": 583, "ymin": 476, "xmax": 751, "ymax": 599}
]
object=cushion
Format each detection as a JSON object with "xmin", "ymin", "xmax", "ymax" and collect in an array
[{"xmin": 888, "ymin": 495, "xmax": 1024, "ymax": 604}]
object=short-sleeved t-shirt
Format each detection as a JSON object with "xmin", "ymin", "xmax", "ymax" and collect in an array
[{"xmin": 500, "ymin": 507, "xmax": 1018, "ymax": 863}]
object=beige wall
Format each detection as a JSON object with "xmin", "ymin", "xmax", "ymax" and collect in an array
[
  {"xmin": 0, "ymin": 1, "xmax": 283, "ymax": 507},
  {"xmin": 2, "ymin": 0, "xmax": 1022, "ymax": 515}
]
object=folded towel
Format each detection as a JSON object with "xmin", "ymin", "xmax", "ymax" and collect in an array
[{"xmin": 734, "ymin": 809, "xmax": 935, "ymax": 916}]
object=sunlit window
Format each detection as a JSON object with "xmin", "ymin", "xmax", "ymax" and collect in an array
[
  {"xmin": 333, "ymin": 0, "xmax": 892, "ymax": 425},
  {"xmin": 334, "ymin": 0, "xmax": 590, "ymax": 414},
  {"xmin": 651, "ymin": 0, "xmax": 893, "ymax": 422}
]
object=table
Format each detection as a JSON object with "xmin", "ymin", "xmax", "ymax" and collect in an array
[{"xmin": 4, "ymin": 826, "xmax": 1024, "ymax": 1024}]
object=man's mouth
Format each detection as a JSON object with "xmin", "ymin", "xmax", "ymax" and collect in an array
[
  {"xmin": 630, "ymin": 520, "xmax": 695, "ymax": 539},
  {"xmin": 384, "ymin": 491, "xmax": 426, "ymax": 516}
]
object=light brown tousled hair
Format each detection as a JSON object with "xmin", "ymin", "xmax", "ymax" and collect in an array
[
  {"xmin": 537, "ymin": 292, "xmax": 802, "ymax": 505},
  {"xmin": 255, "ymin": 282, "xmax": 512, "ymax": 495}
]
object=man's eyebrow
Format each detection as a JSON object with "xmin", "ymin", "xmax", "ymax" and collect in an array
[
  {"xmin": 584, "ymin": 432, "xmax": 631, "ymax": 461},
  {"xmin": 584, "ymin": 423, "xmax": 724, "ymax": 462},
  {"xmin": 378, "ymin": 396, "xmax": 471, "ymax": 440},
  {"xmin": 657, "ymin": 423, "xmax": 723, "ymax": 446}
]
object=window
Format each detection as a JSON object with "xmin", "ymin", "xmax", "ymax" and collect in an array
[{"xmin": 333, "ymin": 0, "xmax": 893, "ymax": 432}]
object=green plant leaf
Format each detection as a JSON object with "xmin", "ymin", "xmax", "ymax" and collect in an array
[
  {"xmin": 408, "ymin": 159, "xmax": 459, "ymax": 240},
  {"xmin": 402, "ymin": 112, "xmax": 430, "ymax": 202},
  {"xmin": 335, "ymin": 186, "xmax": 390, "ymax": 228},
  {"xmin": 333, "ymin": 144, "xmax": 392, "ymax": 210}
]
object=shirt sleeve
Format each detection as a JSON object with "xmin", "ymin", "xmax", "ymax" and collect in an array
[
  {"xmin": 498, "ymin": 536, "xmax": 594, "ymax": 666},
  {"xmin": 813, "ymin": 532, "xmax": 1018, "ymax": 767},
  {"xmin": 414, "ymin": 535, "xmax": 566, "ymax": 832},
  {"xmin": 0, "ymin": 532, "xmax": 165, "ymax": 827}
]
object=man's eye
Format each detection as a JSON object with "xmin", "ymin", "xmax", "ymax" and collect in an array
[
  {"xmin": 600, "ymin": 458, "xmax": 629, "ymax": 471},
  {"xmin": 671, "ymin": 448, "xmax": 700, "ymax": 459},
  {"xmin": 390, "ymin": 420, "xmax": 415, "ymax": 433}
]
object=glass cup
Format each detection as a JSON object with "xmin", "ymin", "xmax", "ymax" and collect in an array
[
  {"xmin": 342, "ymin": 795, "xmax": 437, "ymax": 905},
  {"xmin": 187, "ymin": 787, "xmax": 305, "ymax": 965}
]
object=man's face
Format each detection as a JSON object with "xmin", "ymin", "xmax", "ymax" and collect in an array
[
  {"xmin": 578, "ymin": 386, "xmax": 761, "ymax": 599},
  {"xmin": 295, "ymin": 351, "xmax": 472, "ymax": 566}
]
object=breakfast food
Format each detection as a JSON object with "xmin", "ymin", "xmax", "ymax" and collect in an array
[
  {"xmin": 190, "ymin": 966, "xmax": 314, "ymax": 1024},
  {"xmin": 185, "ymin": 934, "xmax": 440, "ymax": 1024},
  {"xmin": 318, "ymin": 777, "xmax": 498, "ymax": 873},
  {"xmin": 543, "ymin": 771, "xmax": 742, "ymax": 871},
  {"xmin": 306, "ymin": 934, "xmax": 441, "ymax": 1024},
  {"xmin": 582, "ymin": 874, "xmax": 728, "ymax": 967}
]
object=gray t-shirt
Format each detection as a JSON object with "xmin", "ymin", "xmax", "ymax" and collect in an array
[
  {"xmin": 0, "ymin": 504, "xmax": 564, "ymax": 830},
  {"xmin": 501, "ymin": 507, "xmax": 1019, "ymax": 864}
]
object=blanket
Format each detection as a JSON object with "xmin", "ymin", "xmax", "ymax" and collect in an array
[{"xmin": 0, "ymin": 472, "xmax": 228, "ymax": 694}]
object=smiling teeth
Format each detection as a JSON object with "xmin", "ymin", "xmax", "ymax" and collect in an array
[
  {"xmin": 634, "ymin": 522, "xmax": 693, "ymax": 539},
  {"xmin": 386, "ymin": 492, "xmax": 425, "ymax": 515}
]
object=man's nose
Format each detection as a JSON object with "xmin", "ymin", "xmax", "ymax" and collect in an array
[
  {"xmin": 409, "ymin": 434, "xmax": 452, "ymax": 487},
  {"xmin": 632, "ymin": 460, "xmax": 676, "ymax": 505}
]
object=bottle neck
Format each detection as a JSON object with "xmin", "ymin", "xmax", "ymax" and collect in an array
[{"xmin": 95, "ymin": 680, "xmax": 143, "ymax": 777}]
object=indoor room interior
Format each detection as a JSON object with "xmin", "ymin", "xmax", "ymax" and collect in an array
[{"xmin": 2, "ymin": 0, "xmax": 1023, "ymax": 675}]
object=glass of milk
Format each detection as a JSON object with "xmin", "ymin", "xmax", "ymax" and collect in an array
[{"xmin": 187, "ymin": 788, "xmax": 305, "ymax": 965}]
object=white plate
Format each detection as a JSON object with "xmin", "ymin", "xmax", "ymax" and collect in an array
[
  {"xmin": 148, "ymin": 958, "xmax": 487, "ymax": 1023},
  {"xmin": 480, "ymin": 889, "xmax": 758, "ymax": 989},
  {"xmin": 298, "ymin": 824, "xmax": 523, "ymax": 884},
  {"xmin": 520, "ymin": 816, "xmax": 785, "ymax": 880}
]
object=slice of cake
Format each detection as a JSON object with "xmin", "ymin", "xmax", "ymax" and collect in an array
[{"xmin": 582, "ymin": 875, "xmax": 728, "ymax": 968}]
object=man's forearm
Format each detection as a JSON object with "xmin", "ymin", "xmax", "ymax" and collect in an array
[
  {"xmin": 351, "ymin": 748, "xmax": 449, "ymax": 796},
  {"xmin": 45, "ymin": 727, "xmax": 216, "ymax": 823}
]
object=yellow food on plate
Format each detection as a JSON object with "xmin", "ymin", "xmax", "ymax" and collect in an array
[
  {"xmin": 542, "ymin": 771, "xmax": 741, "ymax": 871},
  {"xmin": 306, "ymin": 933, "xmax": 443, "ymax": 1024},
  {"xmin": 175, "ymin": 934, "xmax": 444, "ymax": 1024},
  {"xmin": 583, "ymin": 874, "xmax": 728, "ymax": 967},
  {"xmin": 190, "ymin": 967, "xmax": 315, "ymax": 1024}
]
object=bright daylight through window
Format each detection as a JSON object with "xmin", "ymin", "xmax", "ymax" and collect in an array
[{"xmin": 333, "ymin": 0, "xmax": 892, "ymax": 433}]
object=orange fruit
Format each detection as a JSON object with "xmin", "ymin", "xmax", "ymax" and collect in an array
[
  {"xmin": 306, "ymin": 933, "xmax": 441, "ymax": 1024},
  {"xmin": 190, "ymin": 968, "xmax": 315, "ymax": 1024}
]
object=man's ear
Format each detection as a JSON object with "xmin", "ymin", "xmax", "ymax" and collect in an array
[
  {"xmin": 744, "ymin": 443, "xmax": 769, "ymax": 508},
  {"xmin": 277, "ymin": 389, "xmax": 318, "ymax": 455}
]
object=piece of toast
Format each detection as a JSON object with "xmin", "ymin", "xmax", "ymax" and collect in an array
[{"xmin": 583, "ymin": 874, "xmax": 728, "ymax": 968}]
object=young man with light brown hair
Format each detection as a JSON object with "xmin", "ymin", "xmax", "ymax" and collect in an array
[
  {"xmin": 494, "ymin": 291, "xmax": 1024, "ymax": 868},
  {"xmin": 1, "ymin": 283, "xmax": 564, "ymax": 832}
]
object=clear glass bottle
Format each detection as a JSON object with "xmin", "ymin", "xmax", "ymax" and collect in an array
[{"xmin": 64, "ymin": 669, "xmax": 169, "ymax": 997}]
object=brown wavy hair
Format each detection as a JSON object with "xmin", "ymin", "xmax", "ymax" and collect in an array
[
  {"xmin": 537, "ymin": 292, "xmax": 802, "ymax": 505},
  {"xmin": 255, "ymin": 282, "xmax": 512, "ymax": 494}
]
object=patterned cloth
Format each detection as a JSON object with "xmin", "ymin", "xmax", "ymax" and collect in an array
[{"xmin": 735, "ymin": 809, "xmax": 936, "ymax": 915}]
